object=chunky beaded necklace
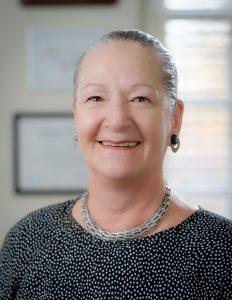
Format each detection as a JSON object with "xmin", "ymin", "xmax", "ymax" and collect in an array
[{"xmin": 80, "ymin": 183, "xmax": 171, "ymax": 241}]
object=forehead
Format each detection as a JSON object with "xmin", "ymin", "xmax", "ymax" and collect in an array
[
  {"xmin": 83, "ymin": 40, "xmax": 158, "ymax": 60},
  {"xmin": 78, "ymin": 40, "xmax": 164, "ymax": 86}
]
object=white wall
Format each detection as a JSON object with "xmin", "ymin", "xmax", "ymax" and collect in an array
[{"xmin": 0, "ymin": 0, "xmax": 148, "ymax": 246}]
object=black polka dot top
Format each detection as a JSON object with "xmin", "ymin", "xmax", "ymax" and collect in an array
[{"xmin": 0, "ymin": 198, "xmax": 231, "ymax": 299}]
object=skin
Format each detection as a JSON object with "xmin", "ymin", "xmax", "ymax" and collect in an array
[{"xmin": 72, "ymin": 40, "xmax": 197, "ymax": 237}]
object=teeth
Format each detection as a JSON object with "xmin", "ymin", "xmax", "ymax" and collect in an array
[{"xmin": 102, "ymin": 141, "xmax": 139, "ymax": 147}]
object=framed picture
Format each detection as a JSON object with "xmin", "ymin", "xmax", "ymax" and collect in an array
[
  {"xmin": 22, "ymin": 0, "xmax": 117, "ymax": 5},
  {"xmin": 13, "ymin": 113, "xmax": 88, "ymax": 194},
  {"xmin": 27, "ymin": 28, "xmax": 104, "ymax": 91}
]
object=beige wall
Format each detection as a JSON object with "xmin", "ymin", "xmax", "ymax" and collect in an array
[{"xmin": 1, "ymin": 0, "xmax": 161, "ymax": 246}]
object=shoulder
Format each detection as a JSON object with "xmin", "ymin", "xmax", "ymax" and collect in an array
[
  {"xmin": 11, "ymin": 198, "xmax": 75, "ymax": 230},
  {"xmin": 0, "ymin": 199, "xmax": 79, "ymax": 297},
  {"xmin": 194, "ymin": 208, "xmax": 232, "ymax": 236},
  {"xmin": 190, "ymin": 209, "xmax": 232, "ymax": 289},
  {"xmin": 184, "ymin": 208, "xmax": 232, "ymax": 260},
  {"xmin": 185, "ymin": 208, "xmax": 232, "ymax": 243},
  {"xmin": 175, "ymin": 208, "xmax": 232, "ymax": 255},
  {"xmin": 1, "ymin": 198, "xmax": 77, "ymax": 251}
]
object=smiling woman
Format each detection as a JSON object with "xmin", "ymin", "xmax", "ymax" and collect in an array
[
  {"xmin": 74, "ymin": 39, "xmax": 175, "ymax": 184},
  {"xmin": 0, "ymin": 29, "xmax": 231, "ymax": 299},
  {"xmin": 73, "ymin": 33, "xmax": 182, "ymax": 190}
]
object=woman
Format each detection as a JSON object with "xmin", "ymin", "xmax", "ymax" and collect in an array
[{"xmin": 1, "ymin": 29, "xmax": 231, "ymax": 299}]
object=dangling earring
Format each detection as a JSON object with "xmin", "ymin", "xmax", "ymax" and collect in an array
[
  {"xmin": 170, "ymin": 134, "xmax": 180, "ymax": 153},
  {"xmin": 74, "ymin": 133, "xmax": 78, "ymax": 147}
]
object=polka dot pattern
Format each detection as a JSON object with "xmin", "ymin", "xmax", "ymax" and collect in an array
[{"xmin": 0, "ymin": 198, "xmax": 231, "ymax": 299}]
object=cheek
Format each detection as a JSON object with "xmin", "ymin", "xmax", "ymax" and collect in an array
[
  {"xmin": 75, "ymin": 108, "xmax": 99, "ymax": 141},
  {"xmin": 145, "ymin": 109, "xmax": 170, "ymax": 135}
]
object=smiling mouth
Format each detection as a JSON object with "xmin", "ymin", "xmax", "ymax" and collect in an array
[{"xmin": 99, "ymin": 141, "xmax": 140, "ymax": 148}]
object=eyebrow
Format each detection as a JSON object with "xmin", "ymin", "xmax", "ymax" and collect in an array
[
  {"xmin": 80, "ymin": 83, "xmax": 106, "ymax": 92},
  {"xmin": 130, "ymin": 83, "xmax": 161, "ymax": 99},
  {"xmin": 130, "ymin": 83, "xmax": 156, "ymax": 91}
]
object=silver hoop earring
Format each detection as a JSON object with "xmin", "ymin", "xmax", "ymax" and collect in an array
[
  {"xmin": 74, "ymin": 133, "xmax": 78, "ymax": 147},
  {"xmin": 170, "ymin": 134, "xmax": 180, "ymax": 153}
]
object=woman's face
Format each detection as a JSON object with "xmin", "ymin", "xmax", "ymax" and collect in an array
[{"xmin": 74, "ymin": 41, "xmax": 181, "ymax": 181}]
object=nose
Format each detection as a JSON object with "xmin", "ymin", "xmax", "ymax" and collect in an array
[{"xmin": 103, "ymin": 100, "xmax": 132, "ymax": 131}]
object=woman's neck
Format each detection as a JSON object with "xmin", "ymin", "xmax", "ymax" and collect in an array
[{"xmin": 86, "ymin": 172, "xmax": 167, "ymax": 232}]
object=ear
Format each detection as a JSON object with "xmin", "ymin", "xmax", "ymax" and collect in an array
[
  {"xmin": 171, "ymin": 99, "xmax": 184, "ymax": 135},
  {"xmin": 72, "ymin": 100, "xmax": 78, "ymax": 131},
  {"xmin": 72, "ymin": 100, "xmax": 76, "ymax": 114}
]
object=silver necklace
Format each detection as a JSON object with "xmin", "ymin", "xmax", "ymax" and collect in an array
[{"xmin": 80, "ymin": 183, "xmax": 171, "ymax": 241}]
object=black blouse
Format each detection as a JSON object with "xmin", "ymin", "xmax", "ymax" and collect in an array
[{"xmin": 0, "ymin": 198, "xmax": 231, "ymax": 299}]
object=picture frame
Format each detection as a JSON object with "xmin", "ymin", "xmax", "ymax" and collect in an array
[
  {"xmin": 13, "ymin": 113, "xmax": 88, "ymax": 194},
  {"xmin": 21, "ymin": 0, "xmax": 117, "ymax": 5},
  {"xmin": 26, "ymin": 27, "xmax": 104, "ymax": 91}
]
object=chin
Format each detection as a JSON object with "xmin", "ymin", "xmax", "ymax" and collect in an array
[{"xmin": 98, "ymin": 165, "xmax": 151, "ymax": 182}]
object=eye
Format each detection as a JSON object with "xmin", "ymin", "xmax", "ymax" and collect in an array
[
  {"xmin": 86, "ymin": 96, "xmax": 102, "ymax": 102},
  {"xmin": 133, "ymin": 96, "xmax": 150, "ymax": 103}
]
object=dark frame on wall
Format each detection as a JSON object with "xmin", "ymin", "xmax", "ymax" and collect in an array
[
  {"xmin": 21, "ymin": 0, "xmax": 117, "ymax": 5},
  {"xmin": 13, "ymin": 113, "xmax": 87, "ymax": 195}
]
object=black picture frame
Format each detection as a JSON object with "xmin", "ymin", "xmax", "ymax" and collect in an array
[{"xmin": 13, "ymin": 113, "xmax": 88, "ymax": 195}]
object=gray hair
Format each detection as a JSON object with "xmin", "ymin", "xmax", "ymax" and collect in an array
[{"xmin": 73, "ymin": 29, "xmax": 178, "ymax": 108}]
